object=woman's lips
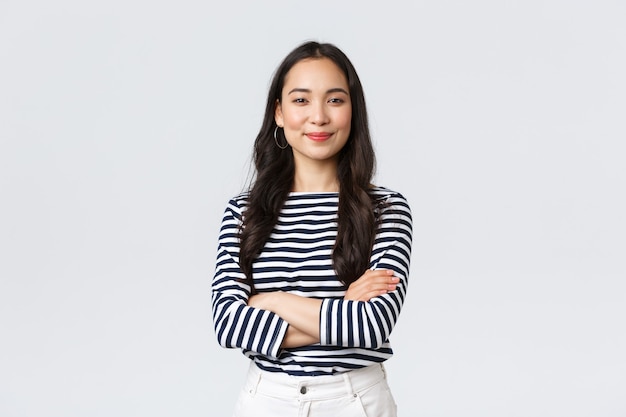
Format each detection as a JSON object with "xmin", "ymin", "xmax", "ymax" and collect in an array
[{"xmin": 306, "ymin": 132, "xmax": 333, "ymax": 141}]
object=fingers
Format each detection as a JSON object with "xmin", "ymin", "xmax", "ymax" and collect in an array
[
  {"xmin": 360, "ymin": 270, "xmax": 398, "ymax": 293},
  {"xmin": 344, "ymin": 269, "xmax": 401, "ymax": 302}
]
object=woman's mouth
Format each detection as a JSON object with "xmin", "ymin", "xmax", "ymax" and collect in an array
[{"xmin": 306, "ymin": 132, "xmax": 333, "ymax": 141}]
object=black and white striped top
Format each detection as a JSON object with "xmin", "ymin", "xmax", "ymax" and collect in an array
[{"xmin": 211, "ymin": 186, "xmax": 413, "ymax": 376}]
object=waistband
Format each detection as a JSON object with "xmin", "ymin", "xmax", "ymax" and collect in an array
[{"xmin": 245, "ymin": 362, "xmax": 387, "ymax": 401}]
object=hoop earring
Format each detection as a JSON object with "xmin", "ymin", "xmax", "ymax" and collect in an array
[{"xmin": 274, "ymin": 126, "xmax": 288, "ymax": 150}]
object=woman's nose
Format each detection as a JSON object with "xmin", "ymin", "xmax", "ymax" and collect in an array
[{"xmin": 309, "ymin": 102, "xmax": 329, "ymax": 125}]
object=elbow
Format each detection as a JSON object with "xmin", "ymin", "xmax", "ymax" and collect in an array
[
  {"xmin": 321, "ymin": 299, "xmax": 396, "ymax": 349},
  {"xmin": 213, "ymin": 321, "xmax": 232, "ymax": 349},
  {"xmin": 361, "ymin": 306, "xmax": 395, "ymax": 349},
  {"xmin": 212, "ymin": 304, "xmax": 238, "ymax": 350},
  {"xmin": 362, "ymin": 327, "xmax": 389, "ymax": 350}
]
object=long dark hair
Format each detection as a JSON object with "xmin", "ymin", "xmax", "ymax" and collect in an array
[{"xmin": 239, "ymin": 41, "xmax": 377, "ymax": 293}]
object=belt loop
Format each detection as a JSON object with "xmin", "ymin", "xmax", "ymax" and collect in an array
[
  {"xmin": 380, "ymin": 363, "xmax": 387, "ymax": 379},
  {"xmin": 342, "ymin": 371, "xmax": 357, "ymax": 397},
  {"xmin": 248, "ymin": 364, "xmax": 262, "ymax": 395}
]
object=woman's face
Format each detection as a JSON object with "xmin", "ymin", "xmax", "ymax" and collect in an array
[{"xmin": 275, "ymin": 58, "xmax": 352, "ymax": 168}]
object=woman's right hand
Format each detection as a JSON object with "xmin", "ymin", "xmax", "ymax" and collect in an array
[{"xmin": 344, "ymin": 269, "xmax": 399, "ymax": 302}]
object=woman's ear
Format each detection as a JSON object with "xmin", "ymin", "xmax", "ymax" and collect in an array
[{"xmin": 274, "ymin": 99, "xmax": 284, "ymax": 127}]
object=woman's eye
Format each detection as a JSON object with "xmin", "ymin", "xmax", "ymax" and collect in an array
[
  {"xmin": 293, "ymin": 98, "xmax": 307, "ymax": 104},
  {"xmin": 328, "ymin": 98, "xmax": 344, "ymax": 104}
]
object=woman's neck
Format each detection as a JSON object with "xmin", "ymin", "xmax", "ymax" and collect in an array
[{"xmin": 292, "ymin": 160, "xmax": 339, "ymax": 192}]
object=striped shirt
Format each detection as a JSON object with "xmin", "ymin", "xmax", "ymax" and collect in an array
[{"xmin": 211, "ymin": 186, "xmax": 413, "ymax": 376}]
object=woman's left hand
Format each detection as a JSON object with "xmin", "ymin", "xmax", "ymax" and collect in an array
[{"xmin": 344, "ymin": 269, "xmax": 399, "ymax": 301}]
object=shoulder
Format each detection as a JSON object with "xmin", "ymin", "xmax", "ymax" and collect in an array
[
  {"xmin": 370, "ymin": 185, "xmax": 412, "ymax": 224},
  {"xmin": 370, "ymin": 186, "xmax": 411, "ymax": 209},
  {"xmin": 228, "ymin": 191, "xmax": 250, "ymax": 208},
  {"xmin": 221, "ymin": 191, "xmax": 251, "ymax": 220}
]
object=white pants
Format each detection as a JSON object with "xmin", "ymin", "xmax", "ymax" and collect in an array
[{"xmin": 232, "ymin": 362, "xmax": 397, "ymax": 417}]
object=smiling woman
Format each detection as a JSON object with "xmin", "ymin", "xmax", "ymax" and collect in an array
[
  {"xmin": 275, "ymin": 58, "xmax": 352, "ymax": 190},
  {"xmin": 211, "ymin": 41, "xmax": 413, "ymax": 417}
]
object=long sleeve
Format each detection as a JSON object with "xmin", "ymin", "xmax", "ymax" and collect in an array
[
  {"xmin": 211, "ymin": 198, "xmax": 289, "ymax": 359},
  {"xmin": 212, "ymin": 189, "xmax": 412, "ymax": 376},
  {"xmin": 319, "ymin": 193, "xmax": 413, "ymax": 349}
]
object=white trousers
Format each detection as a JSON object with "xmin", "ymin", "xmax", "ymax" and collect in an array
[{"xmin": 232, "ymin": 362, "xmax": 397, "ymax": 417}]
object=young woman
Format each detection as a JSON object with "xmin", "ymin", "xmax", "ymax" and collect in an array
[{"xmin": 212, "ymin": 41, "xmax": 413, "ymax": 417}]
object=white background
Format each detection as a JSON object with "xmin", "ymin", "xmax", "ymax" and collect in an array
[{"xmin": 1, "ymin": 1, "xmax": 625, "ymax": 416}]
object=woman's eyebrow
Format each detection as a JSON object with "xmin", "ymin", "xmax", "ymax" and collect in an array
[
  {"xmin": 288, "ymin": 88, "xmax": 311, "ymax": 95},
  {"xmin": 287, "ymin": 87, "xmax": 349, "ymax": 95},
  {"xmin": 327, "ymin": 87, "xmax": 349, "ymax": 95}
]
